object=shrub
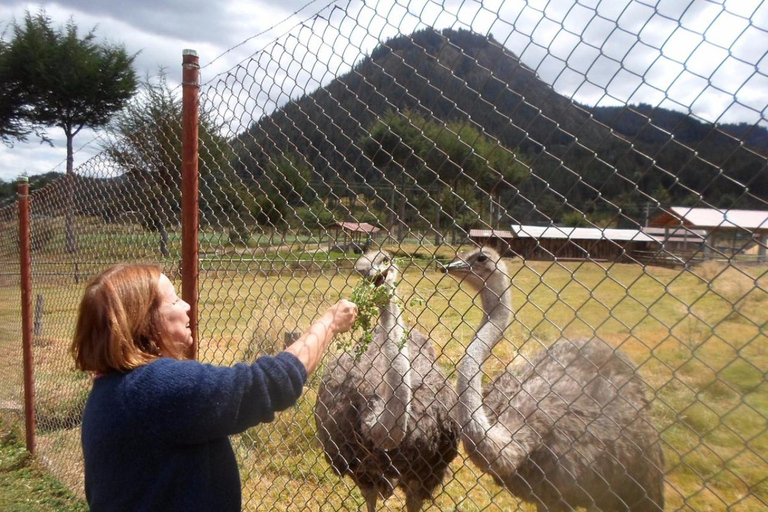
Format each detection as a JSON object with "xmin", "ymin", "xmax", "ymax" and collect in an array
[{"xmin": 228, "ymin": 216, "xmax": 251, "ymax": 246}]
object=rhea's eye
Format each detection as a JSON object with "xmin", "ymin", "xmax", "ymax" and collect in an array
[
  {"xmin": 477, "ymin": 255, "xmax": 488, "ymax": 263},
  {"xmin": 382, "ymin": 257, "xmax": 389, "ymax": 264}
]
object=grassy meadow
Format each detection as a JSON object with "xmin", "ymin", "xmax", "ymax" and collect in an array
[
  {"xmin": 0, "ymin": 413, "xmax": 87, "ymax": 512},
  {"xmin": 0, "ymin": 238, "xmax": 766, "ymax": 511}
]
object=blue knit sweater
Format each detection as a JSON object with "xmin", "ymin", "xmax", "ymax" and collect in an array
[{"xmin": 81, "ymin": 352, "xmax": 307, "ymax": 512}]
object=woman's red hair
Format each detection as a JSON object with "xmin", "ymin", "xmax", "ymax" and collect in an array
[{"xmin": 71, "ymin": 264, "xmax": 187, "ymax": 373}]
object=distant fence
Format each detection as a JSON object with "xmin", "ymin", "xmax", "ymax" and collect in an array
[{"xmin": 1, "ymin": 1, "xmax": 767, "ymax": 511}]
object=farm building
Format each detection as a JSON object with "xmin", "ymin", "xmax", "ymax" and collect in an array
[
  {"xmin": 470, "ymin": 225, "xmax": 660, "ymax": 263},
  {"xmin": 649, "ymin": 207, "xmax": 768, "ymax": 262},
  {"xmin": 326, "ymin": 222, "xmax": 381, "ymax": 253},
  {"xmin": 640, "ymin": 226, "xmax": 707, "ymax": 262},
  {"xmin": 467, "ymin": 229, "xmax": 515, "ymax": 255}
]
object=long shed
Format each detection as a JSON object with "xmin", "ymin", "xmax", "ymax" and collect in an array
[
  {"xmin": 649, "ymin": 207, "xmax": 768, "ymax": 262},
  {"xmin": 470, "ymin": 225, "xmax": 659, "ymax": 263}
]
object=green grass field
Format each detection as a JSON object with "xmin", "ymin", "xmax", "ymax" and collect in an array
[
  {"xmin": 0, "ymin": 413, "xmax": 86, "ymax": 512},
  {"xmin": 0, "ymin": 239, "xmax": 766, "ymax": 511}
]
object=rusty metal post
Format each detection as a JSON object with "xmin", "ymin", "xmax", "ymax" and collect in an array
[
  {"xmin": 182, "ymin": 49, "xmax": 200, "ymax": 359},
  {"xmin": 18, "ymin": 176, "xmax": 36, "ymax": 454}
]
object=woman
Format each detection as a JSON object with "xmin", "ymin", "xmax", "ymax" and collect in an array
[{"xmin": 71, "ymin": 264, "xmax": 357, "ymax": 512}]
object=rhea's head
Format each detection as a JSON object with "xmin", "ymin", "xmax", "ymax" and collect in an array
[
  {"xmin": 355, "ymin": 249, "xmax": 399, "ymax": 288},
  {"xmin": 442, "ymin": 247, "xmax": 507, "ymax": 291}
]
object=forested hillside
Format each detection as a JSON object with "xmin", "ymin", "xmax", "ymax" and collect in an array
[{"xmin": 233, "ymin": 27, "xmax": 767, "ymax": 228}]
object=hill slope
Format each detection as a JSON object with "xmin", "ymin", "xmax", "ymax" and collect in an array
[{"xmin": 234, "ymin": 27, "xmax": 768, "ymax": 224}]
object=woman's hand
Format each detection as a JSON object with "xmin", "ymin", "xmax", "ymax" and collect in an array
[
  {"xmin": 323, "ymin": 299, "xmax": 358, "ymax": 335},
  {"xmin": 284, "ymin": 299, "xmax": 358, "ymax": 375}
]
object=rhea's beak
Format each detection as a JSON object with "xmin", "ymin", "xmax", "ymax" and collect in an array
[
  {"xmin": 370, "ymin": 264, "xmax": 391, "ymax": 287},
  {"xmin": 441, "ymin": 259, "xmax": 469, "ymax": 274}
]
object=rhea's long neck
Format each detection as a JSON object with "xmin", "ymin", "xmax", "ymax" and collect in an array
[
  {"xmin": 457, "ymin": 284, "xmax": 511, "ymax": 429},
  {"xmin": 456, "ymin": 280, "xmax": 532, "ymax": 474},
  {"xmin": 363, "ymin": 286, "xmax": 412, "ymax": 450}
]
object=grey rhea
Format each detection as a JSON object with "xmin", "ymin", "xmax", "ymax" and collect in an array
[
  {"xmin": 314, "ymin": 250, "xmax": 459, "ymax": 512},
  {"xmin": 444, "ymin": 247, "xmax": 665, "ymax": 512}
]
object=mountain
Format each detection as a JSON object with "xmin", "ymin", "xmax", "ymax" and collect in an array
[
  {"xmin": 588, "ymin": 103, "xmax": 768, "ymax": 152},
  {"xmin": 234, "ymin": 27, "xmax": 767, "ymax": 227}
]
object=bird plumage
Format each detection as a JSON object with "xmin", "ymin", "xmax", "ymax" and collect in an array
[
  {"xmin": 315, "ymin": 250, "xmax": 459, "ymax": 512},
  {"xmin": 444, "ymin": 247, "xmax": 665, "ymax": 512}
]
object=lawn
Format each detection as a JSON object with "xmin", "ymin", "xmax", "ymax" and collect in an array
[
  {"xmin": 0, "ymin": 413, "xmax": 86, "ymax": 512},
  {"xmin": 0, "ymin": 241, "xmax": 765, "ymax": 511}
]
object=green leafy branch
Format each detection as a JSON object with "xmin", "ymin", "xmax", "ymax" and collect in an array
[{"xmin": 336, "ymin": 280, "xmax": 395, "ymax": 360}]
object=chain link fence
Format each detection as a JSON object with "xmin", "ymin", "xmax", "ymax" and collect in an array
[{"xmin": 1, "ymin": 0, "xmax": 767, "ymax": 510}]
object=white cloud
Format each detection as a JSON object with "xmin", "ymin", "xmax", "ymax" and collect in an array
[{"xmin": 0, "ymin": 128, "xmax": 102, "ymax": 181}]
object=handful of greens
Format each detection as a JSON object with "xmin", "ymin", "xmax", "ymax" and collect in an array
[{"xmin": 337, "ymin": 279, "xmax": 394, "ymax": 360}]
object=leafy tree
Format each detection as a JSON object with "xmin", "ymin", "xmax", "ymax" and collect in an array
[
  {"xmin": 0, "ymin": 178, "xmax": 13, "ymax": 202},
  {"xmin": 248, "ymin": 193, "xmax": 287, "ymax": 228},
  {"xmin": 238, "ymin": 152, "xmax": 320, "ymax": 232},
  {"xmin": 295, "ymin": 202, "xmax": 336, "ymax": 231},
  {"xmin": 362, "ymin": 110, "xmax": 528, "ymax": 240},
  {"xmin": 0, "ymin": 38, "xmax": 31, "ymax": 145},
  {"xmin": 5, "ymin": 10, "xmax": 138, "ymax": 252},
  {"xmin": 362, "ymin": 110, "xmax": 432, "ymax": 240},
  {"xmin": 561, "ymin": 211, "xmax": 591, "ymax": 227},
  {"xmin": 260, "ymin": 153, "xmax": 312, "ymax": 207},
  {"xmin": 0, "ymin": 34, "xmax": 54, "ymax": 146},
  {"xmin": 103, "ymin": 71, "xmax": 236, "ymax": 256}
]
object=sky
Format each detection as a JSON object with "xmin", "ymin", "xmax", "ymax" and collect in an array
[{"xmin": 0, "ymin": 0, "xmax": 766, "ymax": 182}]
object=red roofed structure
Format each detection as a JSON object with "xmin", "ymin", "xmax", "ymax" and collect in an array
[{"xmin": 326, "ymin": 222, "xmax": 381, "ymax": 253}]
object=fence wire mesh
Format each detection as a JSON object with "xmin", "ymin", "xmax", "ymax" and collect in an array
[{"xmin": 1, "ymin": 0, "xmax": 767, "ymax": 511}]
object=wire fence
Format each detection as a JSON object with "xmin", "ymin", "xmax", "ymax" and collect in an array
[{"xmin": 1, "ymin": 0, "xmax": 768, "ymax": 510}]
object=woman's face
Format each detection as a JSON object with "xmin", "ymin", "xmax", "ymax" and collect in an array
[{"xmin": 156, "ymin": 274, "xmax": 192, "ymax": 356}]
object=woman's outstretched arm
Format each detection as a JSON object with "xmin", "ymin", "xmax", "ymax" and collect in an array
[{"xmin": 284, "ymin": 299, "xmax": 357, "ymax": 375}]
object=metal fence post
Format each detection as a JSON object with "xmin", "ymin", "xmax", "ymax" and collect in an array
[
  {"xmin": 18, "ymin": 176, "xmax": 36, "ymax": 454},
  {"xmin": 182, "ymin": 49, "xmax": 200, "ymax": 359}
]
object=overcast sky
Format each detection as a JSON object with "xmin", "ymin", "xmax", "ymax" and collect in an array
[{"xmin": 1, "ymin": 0, "xmax": 766, "ymax": 182}]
